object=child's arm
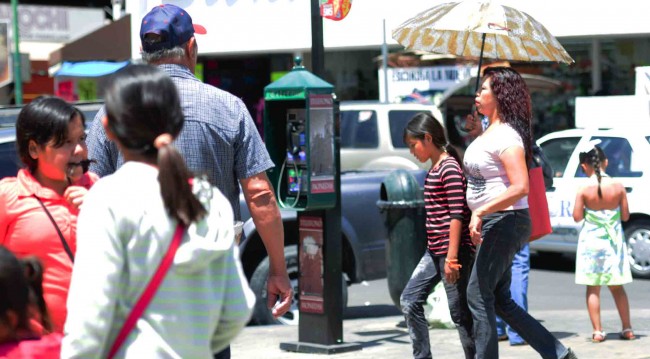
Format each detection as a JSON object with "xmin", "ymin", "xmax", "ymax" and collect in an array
[
  {"xmin": 619, "ymin": 184, "xmax": 630, "ymax": 222},
  {"xmin": 573, "ymin": 188, "xmax": 585, "ymax": 222},
  {"xmin": 445, "ymin": 218, "xmax": 462, "ymax": 283}
]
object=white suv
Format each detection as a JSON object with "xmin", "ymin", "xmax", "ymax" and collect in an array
[
  {"xmin": 339, "ymin": 101, "xmax": 444, "ymax": 171},
  {"xmin": 533, "ymin": 128, "xmax": 650, "ymax": 278}
]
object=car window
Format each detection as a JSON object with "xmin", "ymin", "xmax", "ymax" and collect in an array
[
  {"xmin": 0, "ymin": 141, "xmax": 19, "ymax": 179},
  {"xmin": 575, "ymin": 136, "xmax": 643, "ymax": 178},
  {"xmin": 389, "ymin": 110, "xmax": 431, "ymax": 149},
  {"xmin": 340, "ymin": 110, "xmax": 378, "ymax": 149},
  {"xmin": 539, "ymin": 137, "xmax": 580, "ymax": 177}
]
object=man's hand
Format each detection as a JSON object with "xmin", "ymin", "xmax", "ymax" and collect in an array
[{"xmin": 267, "ymin": 273, "xmax": 293, "ymax": 318}]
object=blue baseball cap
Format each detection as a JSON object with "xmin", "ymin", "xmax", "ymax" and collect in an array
[{"xmin": 140, "ymin": 4, "xmax": 206, "ymax": 52}]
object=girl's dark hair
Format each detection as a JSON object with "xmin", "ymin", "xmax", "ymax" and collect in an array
[
  {"xmin": 0, "ymin": 246, "xmax": 51, "ymax": 337},
  {"xmin": 21, "ymin": 257, "xmax": 52, "ymax": 333},
  {"xmin": 482, "ymin": 67, "xmax": 533, "ymax": 166},
  {"xmin": 104, "ymin": 64, "xmax": 206, "ymax": 226},
  {"xmin": 403, "ymin": 112, "xmax": 462, "ymax": 165},
  {"xmin": 16, "ymin": 96, "xmax": 85, "ymax": 172},
  {"xmin": 579, "ymin": 145, "xmax": 607, "ymax": 198}
]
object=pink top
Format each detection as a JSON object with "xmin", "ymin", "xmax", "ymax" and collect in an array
[
  {"xmin": 0, "ymin": 333, "xmax": 62, "ymax": 359},
  {"xmin": 0, "ymin": 169, "xmax": 98, "ymax": 333}
]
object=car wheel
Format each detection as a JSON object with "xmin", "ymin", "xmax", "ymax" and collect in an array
[
  {"xmin": 624, "ymin": 219, "xmax": 650, "ymax": 279},
  {"xmin": 249, "ymin": 245, "xmax": 349, "ymax": 325}
]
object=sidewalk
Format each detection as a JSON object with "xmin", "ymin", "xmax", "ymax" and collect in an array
[{"xmin": 231, "ymin": 309, "xmax": 650, "ymax": 358}]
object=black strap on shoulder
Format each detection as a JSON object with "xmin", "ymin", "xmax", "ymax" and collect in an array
[{"xmin": 33, "ymin": 195, "xmax": 75, "ymax": 263}]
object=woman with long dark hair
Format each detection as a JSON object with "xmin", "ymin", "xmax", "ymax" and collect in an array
[
  {"xmin": 62, "ymin": 64, "xmax": 254, "ymax": 358},
  {"xmin": 463, "ymin": 67, "xmax": 576, "ymax": 359}
]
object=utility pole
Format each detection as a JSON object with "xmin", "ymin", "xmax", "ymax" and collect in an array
[
  {"xmin": 11, "ymin": 0, "xmax": 22, "ymax": 104},
  {"xmin": 310, "ymin": 0, "xmax": 324, "ymax": 78}
]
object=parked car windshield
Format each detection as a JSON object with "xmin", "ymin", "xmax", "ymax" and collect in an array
[
  {"xmin": 388, "ymin": 110, "xmax": 432, "ymax": 149},
  {"xmin": 539, "ymin": 136, "xmax": 580, "ymax": 177},
  {"xmin": 340, "ymin": 110, "xmax": 379, "ymax": 149},
  {"xmin": 574, "ymin": 136, "xmax": 643, "ymax": 178},
  {"xmin": 0, "ymin": 141, "xmax": 19, "ymax": 179}
]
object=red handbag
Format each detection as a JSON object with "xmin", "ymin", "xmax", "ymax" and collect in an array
[{"xmin": 528, "ymin": 166, "xmax": 552, "ymax": 241}]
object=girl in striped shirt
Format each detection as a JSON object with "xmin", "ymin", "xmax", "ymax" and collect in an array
[{"xmin": 401, "ymin": 112, "xmax": 475, "ymax": 359}]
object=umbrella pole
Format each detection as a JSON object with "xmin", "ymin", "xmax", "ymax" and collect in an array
[{"xmin": 474, "ymin": 33, "xmax": 487, "ymax": 93}]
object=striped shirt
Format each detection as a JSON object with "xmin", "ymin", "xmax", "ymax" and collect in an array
[{"xmin": 424, "ymin": 156, "xmax": 473, "ymax": 255}]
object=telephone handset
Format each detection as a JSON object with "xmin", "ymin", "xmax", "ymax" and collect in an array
[
  {"xmin": 285, "ymin": 111, "xmax": 307, "ymax": 196},
  {"xmin": 286, "ymin": 121, "xmax": 301, "ymax": 156}
]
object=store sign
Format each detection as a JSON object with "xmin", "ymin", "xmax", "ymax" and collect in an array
[
  {"xmin": 320, "ymin": 0, "xmax": 352, "ymax": 21},
  {"xmin": 0, "ymin": 4, "xmax": 104, "ymax": 42},
  {"xmin": 0, "ymin": 21, "xmax": 10, "ymax": 88},
  {"xmin": 378, "ymin": 65, "xmax": 475, "ymax": 102}
]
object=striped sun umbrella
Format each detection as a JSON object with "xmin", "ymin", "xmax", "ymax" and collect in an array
[{"xmin": 392, "ymin": 0, "xmax": 574, "ymax": 90}]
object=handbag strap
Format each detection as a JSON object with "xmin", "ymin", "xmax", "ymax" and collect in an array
[
  {"xmin": 108, "ymin": 223, "xmax": 186, "ymax": 359},
  {"xmin": 33, "ymin": 195, "xmax": 74, "ymax": 262}
]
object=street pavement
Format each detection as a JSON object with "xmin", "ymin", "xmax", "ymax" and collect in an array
[{"xmin": 231, "ymin": 308, "xmax": 650, "ymax": 358}]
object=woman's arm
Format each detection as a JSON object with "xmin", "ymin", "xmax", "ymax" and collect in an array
[{"xmin": 472, "ymin": 146, "xmax": 529, "ymax": 218}]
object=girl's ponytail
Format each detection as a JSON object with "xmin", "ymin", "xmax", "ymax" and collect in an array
[{"xmin": 157, "ymin": 142, "xmax": 206, "ymax": 226}]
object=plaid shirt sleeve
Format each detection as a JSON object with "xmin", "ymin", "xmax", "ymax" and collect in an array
[
  {"xmin": 87, "ymin": 106, "xmax": 120, "ymax": 177},
  {"xmin": 233, "ymin": 97, "xmax": 274, "ymax": 180}
]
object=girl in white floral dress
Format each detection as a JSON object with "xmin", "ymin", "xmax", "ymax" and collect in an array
[{"xmin": 573, "ymin": 141, "xmax": 634, "ymax": 343}]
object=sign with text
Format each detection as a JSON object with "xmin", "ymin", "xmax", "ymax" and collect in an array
[
  {"xmin": 299, "ymin": 216, "xmax": 324, "ymax": 314},
  {"xmin": 0, "ymin": 4, "xmax": 104, "ymax": 42},
  {"xmin": 0, "ymin": 21, "xmax": 10, "ymax": 88},
  {"xmin": 379, "ymin": 65, "xmax": 475, "ymax": 102}
]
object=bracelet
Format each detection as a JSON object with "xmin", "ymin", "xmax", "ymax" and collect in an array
[
  {"xmin": 447, "ymin": 262, "xmax": 462, "ymax": 269},
  {"xmin": 445, "ymin": 258, "xmax": 458, "ymax": 263}
]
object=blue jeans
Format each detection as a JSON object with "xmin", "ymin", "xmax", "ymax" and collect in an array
[
  {"xmin": 496, "ymin": 244, "xmax": 530, "ymax": 345},
  {"xmin": 400, "ymin": 249, "xmax": 475, "ymax": 359},
  {"xmin": 467, "ymin": 210, "xmax": 569, "ymax": 359}
]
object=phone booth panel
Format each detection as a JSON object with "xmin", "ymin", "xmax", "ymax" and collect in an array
[{"xmin": 264, "ymin": 61, "xmax": 336, "ymax": 211}]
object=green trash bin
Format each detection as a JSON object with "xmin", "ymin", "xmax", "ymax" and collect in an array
[{"xmin": 376, "ymin": 169, "xmax": 427, "ymax": 309}]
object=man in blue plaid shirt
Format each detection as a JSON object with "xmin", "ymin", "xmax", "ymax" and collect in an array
[{"xmin": 86, "ymin": 5, "xmax": 292, "ymax": 355}]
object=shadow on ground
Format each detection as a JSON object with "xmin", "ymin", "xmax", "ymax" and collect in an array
[
  {"xmin": 350, "ymin": 329, "xmax": 410, "ymax": 349},
  {"xmin": 530, "ymin": 253, "xmax": 576, "ymax": 272},
  {"xmin": 345, "ymin": 304, "xmax": 401, "ymax": 319}
]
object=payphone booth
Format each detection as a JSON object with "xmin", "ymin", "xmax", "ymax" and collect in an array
[
  {"xmin": 265, "ymin": 60, "xmax": 360, "ymax": 354},
  {"xmin": 264, "ymin": 60, "xmax": 336, "ymax": 211}
]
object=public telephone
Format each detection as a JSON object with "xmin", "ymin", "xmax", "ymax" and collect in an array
[
  {"xmin": 263, "ymin": 68, "xmax": 337, "ymax": 210},
  {"xmin": 285, "ymin": 109, "xmax": 308, "ymax": 201}
]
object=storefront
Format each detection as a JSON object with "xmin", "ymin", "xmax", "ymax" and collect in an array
[{"xmin": 123, "ymin": 1, "xmax": 650, "ymax": 137}]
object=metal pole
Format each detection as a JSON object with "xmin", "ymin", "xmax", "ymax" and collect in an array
[
  {"xmin": 474, "ymin": 33, "xmax": 486, "ymax": 94},
  {"xmin": 381, "ymin": 19, "xmax": 389, "ymax": 103},
  {"xmin": 11, "ymin": 0, "xmax": 22, "ymax": 105},
  {"xmin": 310, "ymin": 0, "xmax": 325, "ymax": 78}
]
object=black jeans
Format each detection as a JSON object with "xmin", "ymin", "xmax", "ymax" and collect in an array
[
  {"xmin": 467, "ymin": 209, "xmax": 570, "ymax": 359},
  {"xmin": 400, "ymin": 248, "xmax": 475, "ymax": 359}
]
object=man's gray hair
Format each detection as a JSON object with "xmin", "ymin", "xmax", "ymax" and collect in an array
[{"xmin": 141, "ymin": 45, "xmax": 187, "ymax": 64}]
